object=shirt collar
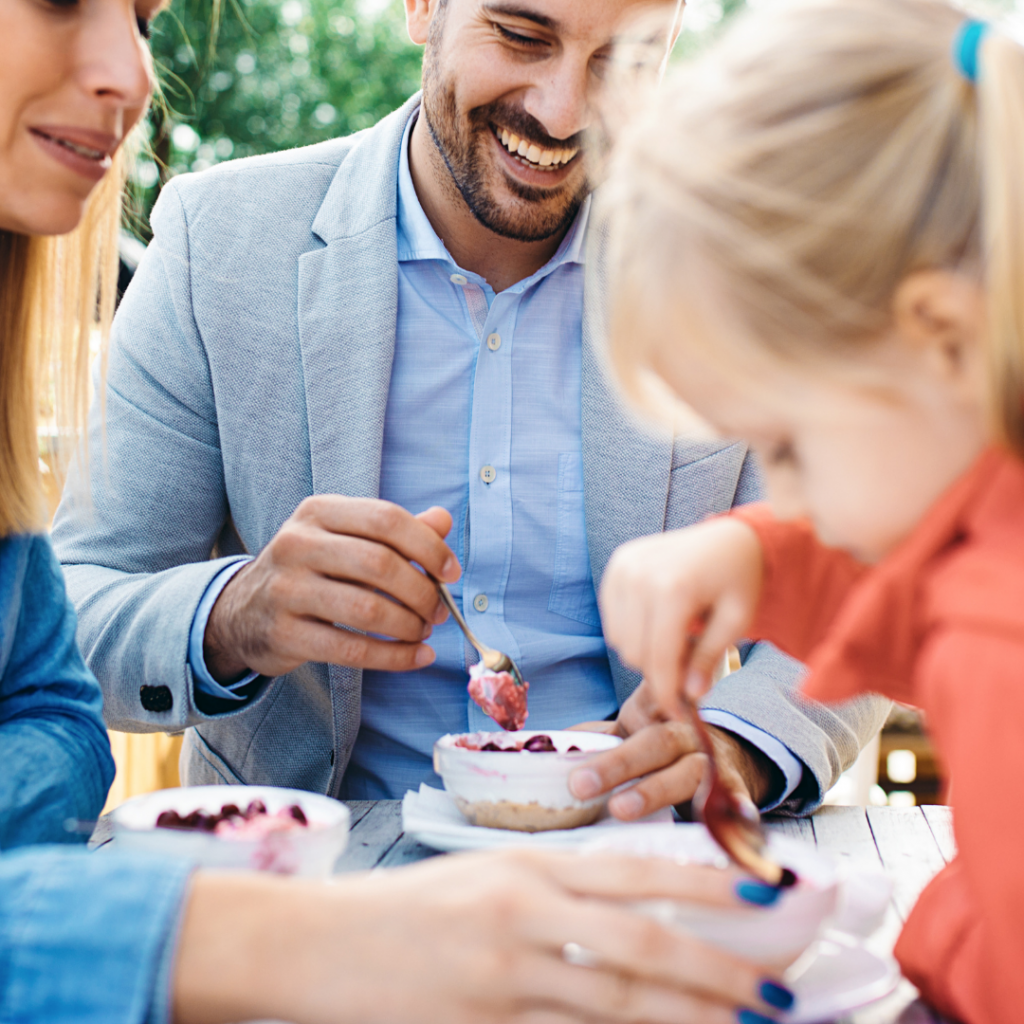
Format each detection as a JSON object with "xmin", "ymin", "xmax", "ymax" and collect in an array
[{"xmin": 396, "ymin": 107, "xmax": 591, "ymax": 278}]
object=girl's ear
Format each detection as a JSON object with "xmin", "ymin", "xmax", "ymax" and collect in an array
[{"xmin": 892, "ymin": 270, "xmax": 987, "ymax": 385}]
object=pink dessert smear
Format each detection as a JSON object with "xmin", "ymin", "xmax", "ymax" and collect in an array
[{"xmin": 467, "ymin": 662, "xmax": 529, "ymax": 730}]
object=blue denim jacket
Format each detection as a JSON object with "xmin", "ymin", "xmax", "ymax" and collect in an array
[{"xmin": 0, "ymin": 535, "xmax": 192, "ymax": 1022}]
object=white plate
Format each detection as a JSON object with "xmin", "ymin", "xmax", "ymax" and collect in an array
[
  {"xmin": 783, "ymin": 933, "xmax": 900, "ymax": 1024},
  {"xmin": 403, "ymin": 784, "xmax": 673, "ymax": 851}
]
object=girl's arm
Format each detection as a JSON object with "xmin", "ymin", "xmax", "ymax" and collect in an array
[
  {"xmin": 600, "ymin": 505, "xmax": 867, "ymax": 717},
  {"xmin": 894, "ymin": 627, "xmax": 1024, "ymax": 1024},
  {"xmin": 731, "ymin": 503, "xmax": 869, "ymax": 661},
  {"xmin": 0, "ymin": 536, "xmax": 115, "ymax": 848}
]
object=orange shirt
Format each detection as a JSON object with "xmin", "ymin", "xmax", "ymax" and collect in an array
[{"xmin": 733, "ymin": 447, "xmax": 1024, "ymax": 1024}]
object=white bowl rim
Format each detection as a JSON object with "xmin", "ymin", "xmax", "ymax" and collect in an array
[
  {"xmin": 436, "ymin": 729, "xmax": 622, "ymax": 756},
  {"xmin": 111, "ymin": 784, "xmax": 350, "ymax": 835}
]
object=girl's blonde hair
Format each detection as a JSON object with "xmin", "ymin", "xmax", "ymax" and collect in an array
[
  {"xmin": 605, "ymin": 0, "xmax": 1024, "ymax": 450},
  {"xmin": 0, "ymin": 155, "xmax": 124, "ymax": 536}
]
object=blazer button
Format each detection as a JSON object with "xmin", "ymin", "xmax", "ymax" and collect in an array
[{"xmin": 140, "ymin": 685, "xmax": 173, "ymax": 713}]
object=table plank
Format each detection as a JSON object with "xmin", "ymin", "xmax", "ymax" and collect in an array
[
  {"xmin": 341, "ymin": 800, "xmax": 377, "ymax": 830},
  {"xmin": 334, "ymin": 801, "xmax": 404, "ymax": 872},
  {"xmin": 378, "ymin": 832, "xmax": 442, "ymax": 868},
  {"xmin": 920, "ymin": 806, "xmax": 955, "ymax": 864},
  {"xmin": 866, "ymin": 807, "xmax": 945, "ymax": 922},
  {"xmin": 811, "ymin": 806, "xmax": 883, "ymax": 869},
  {"xmin": 765, "ymin": 815, "xmax": 815, "ymax": 843}
]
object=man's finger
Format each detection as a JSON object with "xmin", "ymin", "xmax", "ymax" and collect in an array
[
  {"xmin": 297, "ymin": 495, "xmax": 460, "ymax": 582},
  {"xmin": 568, "ymin": 723, "xmax": 699, "ymax": 801},
  {"xmin": 291, "ymin": 620, "xmax": 436, "ymax": 672},
  {"xmin": 606, "ymin": 754, "xmax": 706, "ymax": 820},
  {"xmin": 296, "ymin": 579, "xmax": 434, "ymax": 643}
]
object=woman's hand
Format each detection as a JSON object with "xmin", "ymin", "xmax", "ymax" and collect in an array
[
  {"xmin": 599, "ymin": 517, "xmax": 765, "ymax": 717},
  {"xmin": 173, "ymin": 850, "xmax": 794, "ymax": 1024}
]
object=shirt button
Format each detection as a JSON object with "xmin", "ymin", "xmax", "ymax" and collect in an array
[
  {"xmin": 473, "ymin": 594, "xmax": 489, "ymax": 612},
  {"xmin": 480, "ymin": 465, "xmax": 497, "ymax": 484},
  {"xmin": 450, "ymin": 273, "xmax": 468, "ymax": 285},
  {"xmin": 487, "ymin": 333, "xmax": 502, "ymax": 351}
]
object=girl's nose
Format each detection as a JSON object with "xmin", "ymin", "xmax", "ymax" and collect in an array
[{"xmin": 76, "ymin": 2, "xmax": 153, "ymax": 116}]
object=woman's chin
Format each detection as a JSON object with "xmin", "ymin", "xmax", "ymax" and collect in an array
[{"xmin": 0, "ymin": 195, "xmax": 89, "ymax": 237}]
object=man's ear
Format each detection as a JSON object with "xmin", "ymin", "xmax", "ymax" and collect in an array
[
  {"xmin": 405, "ymin": 0, "xmax": 440, "ymax": 45},
  {"xmin": 892, "ymin": 270, "xmax": 987, "ymax": 386}
]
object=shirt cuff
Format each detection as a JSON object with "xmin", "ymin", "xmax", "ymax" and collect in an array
[
  {"xmin": 699, "ymin": 709, "xmax": 804, "ymax": 812},
  {"xmin": 188, "ymin": 558, "xmax": 257, "ymax": 701}
]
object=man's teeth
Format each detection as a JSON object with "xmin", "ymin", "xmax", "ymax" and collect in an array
[{"xmin": 497, "ymin": 127, "xmax": 577, "ymax": 168}]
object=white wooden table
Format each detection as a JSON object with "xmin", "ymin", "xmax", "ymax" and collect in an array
[
  {"xmin": 93, "ymin": 801, "xmax": 955, "ymax": 1023},
  {"xmin": 331, "ymin": 802, "xmax": 956, "ymax": 1024}
]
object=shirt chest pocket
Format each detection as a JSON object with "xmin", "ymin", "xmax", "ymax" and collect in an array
[{"xmin": 548, "ymin": 452, "xmax": 602, "ymax": 630}]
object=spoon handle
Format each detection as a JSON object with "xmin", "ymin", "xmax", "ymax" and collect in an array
[{"xmin": 433, "ymin": 580, "xmax": 491, "ymax": 663}]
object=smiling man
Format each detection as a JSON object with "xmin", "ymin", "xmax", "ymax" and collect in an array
[{"xmin": 52, "ymin": 0, "xmax": 887, "ymax": 815}]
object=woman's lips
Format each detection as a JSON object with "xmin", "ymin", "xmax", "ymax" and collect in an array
[{"xmin": 29, "ymin": 127, "xmax": 116, "ymax": 183}]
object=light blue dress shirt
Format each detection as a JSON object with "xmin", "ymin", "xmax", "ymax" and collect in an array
[{"xmin": 190, "ymin": 110, "xmax": 802, "ymax": 807}]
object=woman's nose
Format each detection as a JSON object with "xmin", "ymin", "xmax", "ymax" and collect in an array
[{"xmin": 76, "ymin": 1, "xmax": 153, "ymax": 116}]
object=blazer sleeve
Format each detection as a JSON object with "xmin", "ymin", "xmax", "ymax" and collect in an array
[
  {"xmin": 51, "ymin": 181, "xmax": 269, "ymax": 733},
  {"xmin": 693, "ymin": 479, "xmax": 887, "ymax": 814},
  {"xmin": 0, "ymin": 537, "xmax": 114, "ymax": 848},
  {"xmin": 894, "ymin": 627, "xmax": 1024, "ymax": 1024}
]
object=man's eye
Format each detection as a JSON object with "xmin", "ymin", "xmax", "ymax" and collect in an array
[
  {"xmin": 137, "ymin": 15, "xmax": 151, "ymax": 38},
  {"xmin": 494, "ymin": 23, "xmax": 546, "ymax": 47}
]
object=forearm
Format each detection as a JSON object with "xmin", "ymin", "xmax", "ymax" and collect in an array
[{"xmin": 730, "ymin": 504, "xmax": 868, "ymax": 660}]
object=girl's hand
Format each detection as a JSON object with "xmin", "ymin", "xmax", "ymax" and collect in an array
[
  {"xmin": 174, "ymin": 850, "xmax": 795, "ymax": 1024},
  {"xmin": 599, "ymin": 518, "xmax": 765, "ymax": 718}
]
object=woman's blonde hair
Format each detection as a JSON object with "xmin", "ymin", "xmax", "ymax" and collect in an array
[
  {"xmin": 605, "ymin": 0, "xmax": 1024, "ymax": 450},
  {"xmin": 0, "ymin": 154, "xmax": 124, "ymax": 536}
]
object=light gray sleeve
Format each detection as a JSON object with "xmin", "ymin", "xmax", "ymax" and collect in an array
[
  {"xmin": 704, "ymin": 447, "xmax": 891, "ymax": 814},
  {"xmin": 51, "ymin": 182, "xmax": 270, "ymax": 733}
]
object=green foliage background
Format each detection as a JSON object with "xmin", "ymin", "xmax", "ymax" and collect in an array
[{"xmin": 131, "ymin": 0, "xmax": 1023, "ymax": 237}]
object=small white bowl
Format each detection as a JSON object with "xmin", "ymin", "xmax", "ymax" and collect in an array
[
  {"xmin": 111, "ymin": 785, "xmax": 350, "ymax": 877},
  {"xmin": 583, "ymin": 825, "xmax": 841, "ymax": 968},
  {"xmin": 434, "ymin": 730, "xmax": 622, "ymax": 832}
]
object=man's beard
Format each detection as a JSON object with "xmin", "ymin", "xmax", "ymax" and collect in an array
[{"xmin": 421, "ymin": 47, "xmax": 588, "ymax": 242}]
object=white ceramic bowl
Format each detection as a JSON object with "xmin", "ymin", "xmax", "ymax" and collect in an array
[
  {"xmin": 583, "ymin": 825, "xmax": 842, "ymax": 967},
  {"xmin": 111, "ymin": 785, "xmax": 350, "ymax": 877},
  {"xmin": 434, "ymin": 730, "xmax": 623, "ymax": 832}
]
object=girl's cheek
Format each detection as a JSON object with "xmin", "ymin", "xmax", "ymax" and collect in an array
[{"xmin": 761, "ymin": 464, "xmax": 808, "ymax": 521}]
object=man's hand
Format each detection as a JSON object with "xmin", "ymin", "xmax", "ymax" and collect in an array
[
  {"xmin": 203, "ymin": 498, "xmax": 460, "ymax": 683},
  {"xmin": 568, "ymin": 679, "xmax": 780, "ymax": 820}
]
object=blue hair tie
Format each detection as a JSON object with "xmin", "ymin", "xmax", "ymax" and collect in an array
[{"xmin": 953, "ymin": 20, "xmax": 989, "ymax": 83}]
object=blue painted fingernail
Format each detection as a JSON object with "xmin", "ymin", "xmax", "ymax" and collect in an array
[
  {"xmin": 737, "ymin": 1010, "xmax": 777, "ymax": 1024},
  {"xmin": 760, "ymin": 980, "xmax": 795, "ymax": 1010},
  {"xmin": 735, "ymin": 879, "xmax": 782, "ymax": 906}
]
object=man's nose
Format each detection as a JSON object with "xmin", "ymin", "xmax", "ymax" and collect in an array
[
  {"xmin": 76, "ymin": 2, "xmax": 154, "ymax": 120},
  {"xmin": 520, "ymin": 56, "xmax": 593, "ymax": 143}
]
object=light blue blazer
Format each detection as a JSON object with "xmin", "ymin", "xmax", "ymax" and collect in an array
[{"xmin": 52, "ymin": 95, "xmax": 888, "ymax": 810}]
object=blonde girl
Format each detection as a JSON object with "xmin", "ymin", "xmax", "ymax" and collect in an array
[{"xmin": 598, "ymin": 1, "xmax": 1024, "ymax": 1021}]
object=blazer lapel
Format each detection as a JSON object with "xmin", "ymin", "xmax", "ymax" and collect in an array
[
  {"xmin": 297, "ymin": 95, "xmax": 420, "ymax": 502},
  {"xmin": 295, "ymin": 97, "xmax": 418, "ymax": 795}
]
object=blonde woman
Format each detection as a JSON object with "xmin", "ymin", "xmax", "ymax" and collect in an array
[
  {"xmin": 0, "ymin": 2, "xmax": 792, "ymax": 1022},
  {"xmin": 599, "ymin": 1, "xmax": 1024, "ymax": 1021}
]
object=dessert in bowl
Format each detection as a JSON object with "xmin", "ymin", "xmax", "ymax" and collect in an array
[
  {"xmin": 111, "ymin": 785, "xmax": 350, "ymax": 877},
  {"xmin": 434, "ymin": 730, "xmax": 622, "ymax": 832}
]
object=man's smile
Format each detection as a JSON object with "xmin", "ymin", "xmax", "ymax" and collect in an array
[{"xmin": 491, "ymin": 123, "xmax": 580, "ymax": 171}]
